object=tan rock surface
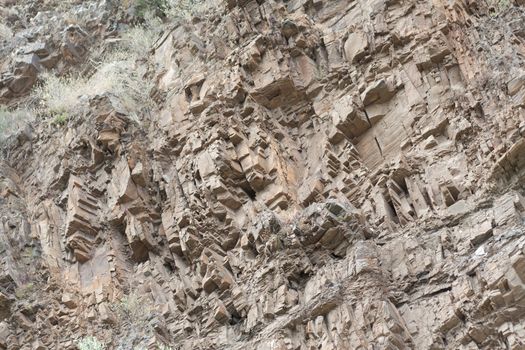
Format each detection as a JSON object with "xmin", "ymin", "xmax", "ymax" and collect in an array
[{"xmin": 2, "ymin": 0, "xmax": 525, "ymax": 349}]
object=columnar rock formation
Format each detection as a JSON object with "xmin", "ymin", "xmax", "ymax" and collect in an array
[{"xmin": 2, "ymin": 0, "xmax": 525, "ymax": 349}]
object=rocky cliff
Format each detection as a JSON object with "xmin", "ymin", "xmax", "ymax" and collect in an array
[{"xmin": 2, "ymin": 0, "xmax": 525, "ymax": 349}]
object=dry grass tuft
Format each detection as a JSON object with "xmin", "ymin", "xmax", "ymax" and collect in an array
[
  {"xmin": 35, "ymin": 23, "xmax": 159, "ymax": 122},
  {"xmin": 0, "ymin": 22, "xmax": 13, "ymax": 40},
  {"xmin": 166, "ymin": 0, "xmax": 213, "ymax": 20},
  {"xmin": 76, "ymin": 336, "xmax": 105, "ymax": 350},
  {"xmin": 0, "ymin": 107, "xmax": 34, "ymax": 142}
]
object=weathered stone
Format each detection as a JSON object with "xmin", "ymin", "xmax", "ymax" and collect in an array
[
  {"xmin": 344, "ymin": 30, "xmax": 368, "ymax": 63},
  {"xmin": 61, "ymin": 292, "xmax": 77, "ymax": 309},
  {"xmin": 1, "ymin": 0, "xmax": 525, "ymax": 349}
]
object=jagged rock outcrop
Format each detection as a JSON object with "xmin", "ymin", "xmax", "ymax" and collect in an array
[
  {"xmin": 0, "ymin": 0, "xmax": 125, "ymax": 102},
  {"xmin": 2, "ymin": 0, "xmax": 525, "ymax": 349}
]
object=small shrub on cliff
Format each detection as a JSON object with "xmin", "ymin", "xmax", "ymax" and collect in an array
[
  {"xmin": 35, "ymin": 73, "xmax": 86, "ymax": 116},
  {"xmin": 0, "ymin": 8, "xmax": 17, "ymax": 41},
  {"xmin": 157, "ymin": 344, "xmax": 173, "ymax": 350},
  {"xmin": 134, "ymin": 0, "xmax": 169, "ymax": 19},
  {"xmin": 51, "ymin": 112, "xmax": 69, "ymax": 126},
  {"xmin": 35, "ymin": 16, "xmax": 159, "ymax": 122},
  {"xmin": 0, "ymin": 22, "xmax": 13, "ymax": 40},
  {"xmin": 490, "ymin": 0, "xmax": 511, "ymax": 14},
  {"xmin": 114, "ymin": 293, "xmax": 144, "ymax": 321},
  {"xmin": 0, "ymin": 107, "xmax": 33, "ymax": 143},
  {"xmin": 120, "ymin": 23, "xmax": 161, "ymax": 57},
  {"xmin": 14, "ymin": 282, "xmax": 35, "ymax": 300},
  {"xmin": 131, "ymin": 0, "xmax": 210, "ymax": 20},
  {"xmin": 36, "ymin": 54, "xmax": 154, "ymax": 120},
  {"xmin": 166, "ymin": 0, "xmax": 210, "ymax": 20},
  {"xmin": 76, "ymin": 336, "xmax": 105, "ymax": 350},
  {"xmin": 111, "ymin": 292, "xmax": 166, "ymax": 349},
  {"xmin": 34, "ymin": 74, "xmax": 78, "ymax": 117}
]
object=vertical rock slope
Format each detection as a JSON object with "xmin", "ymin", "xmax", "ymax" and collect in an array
[{"xmin": 2, "ymin": 0, "xmax": 525, "ymax": 349}]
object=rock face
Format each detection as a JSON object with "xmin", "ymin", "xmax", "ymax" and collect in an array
[
  {"xmin": 2, "ymin": 0, "xmax": 525, "ymax": 349},
  {"xmin": 0, "ymin": 1, "xmax": 113, "ymax": 101}
]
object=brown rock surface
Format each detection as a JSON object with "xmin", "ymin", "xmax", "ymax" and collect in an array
[{"xmin": 2, "ymin": 0, "xmax": 525, "ymax": 349}]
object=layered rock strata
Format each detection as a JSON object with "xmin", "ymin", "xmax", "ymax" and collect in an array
[{"xmin": 2, "ymin": 0, "xmax": 525, "ymax": 349}]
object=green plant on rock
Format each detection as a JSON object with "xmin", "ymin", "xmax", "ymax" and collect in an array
[
  {"xmin": 51, "ymin": 112, "xmax": 68, "ymax": 126},
  {"xmin": 76, "ymin": 336, "xmax": 105, "ymax": 350}
]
